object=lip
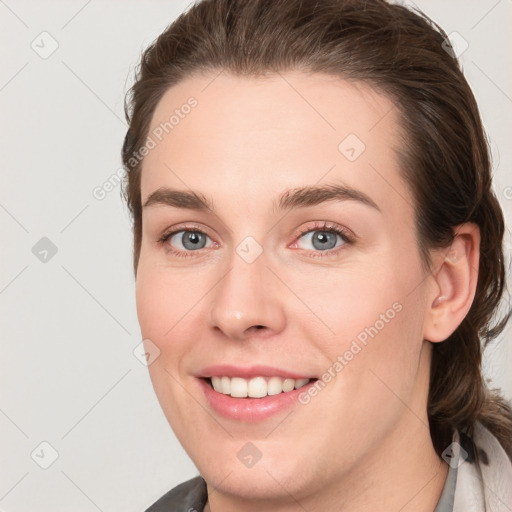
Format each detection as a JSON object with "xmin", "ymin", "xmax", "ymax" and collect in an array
[
  {"xmin": 197, "ymin": 376, "xmax": 318, "ymax": 422},
  {"xmin": 198, "ymin": 364, "xmax": 313, "ymax": 380}
]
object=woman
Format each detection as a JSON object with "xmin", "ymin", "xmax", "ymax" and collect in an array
[{"xmin": 121, "ymin": 0, "xmax": 512, "ymax": 510}]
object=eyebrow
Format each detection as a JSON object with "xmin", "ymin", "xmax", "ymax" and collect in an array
[{"xmin": 142, "ymin": 184, "xmax": 380, "ymax": 213}]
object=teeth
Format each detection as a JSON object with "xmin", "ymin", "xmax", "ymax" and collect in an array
[
  {"xmin": 221, "ymin": 376, "xmax": 231, "ymax": 394},
  {"xmin": 210, "ymin": 376, "xmax": 311, "ymax": 398},
  {"xmin": 230, "ymin": 377, "xmax": 247, "ymax": 398},
  {"xmin": 267, "ymin": 376, "xmax": 283, "ymax": 396},
  {"xmin": 248, "ymin": 377, "xmax": 267, "ymax": 398}
]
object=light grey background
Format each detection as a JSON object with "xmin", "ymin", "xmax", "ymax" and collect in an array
[{"xmin": 1, "ymin": 1, "xmax": 511, "ymax": 511}]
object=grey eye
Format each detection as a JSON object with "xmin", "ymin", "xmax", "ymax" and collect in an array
[
  {"xmin": 298, "ymin": 230, "xmax": 344, "ymax": 251},
  {"xmin": 170, "ymin": 231, "xmax": 211, "ymax": 250}
]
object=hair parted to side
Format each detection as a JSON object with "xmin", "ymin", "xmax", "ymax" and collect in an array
[{"xmin": 121, "ymin": 0, "xmax": 512, "ymax": 458}]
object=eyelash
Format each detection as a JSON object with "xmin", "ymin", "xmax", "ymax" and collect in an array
[{"xmin": 157, "ymin": 221, "xmax": 354, "ymax": 259}]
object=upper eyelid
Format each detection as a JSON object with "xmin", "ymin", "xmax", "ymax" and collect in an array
[
  {"xmin": 296, "ymin": 222, "xmax": 351, "ymax": 235},
  {"xmin": 162, "ymin": 222, "xmax": 214, "ymax": 238}
]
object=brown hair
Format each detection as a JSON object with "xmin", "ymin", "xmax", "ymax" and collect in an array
[{"xmin": 121, "ymin": 0, "xmax": 512, "ymax": 457}]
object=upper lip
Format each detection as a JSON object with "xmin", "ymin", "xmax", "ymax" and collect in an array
[{"xmin": 198, "ymin": 364, "xmax": 315, "ymax": 380}]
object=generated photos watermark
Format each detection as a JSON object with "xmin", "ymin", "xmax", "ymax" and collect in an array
[{"xmin": 299, "ymin": 301, "xmax": 403, "ymax": 404}]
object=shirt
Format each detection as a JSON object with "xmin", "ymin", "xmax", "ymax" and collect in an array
[{"xmin": 144, "ymin": 422, "xmax": 512, "ymax": 512}]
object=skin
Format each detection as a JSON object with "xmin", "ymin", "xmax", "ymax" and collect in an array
[{"xmin": 135, "ymin": 71, "xmax": 480, "ymax": 512}]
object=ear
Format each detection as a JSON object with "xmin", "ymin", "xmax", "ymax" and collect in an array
[{"xmin": 423, "ymin": 223, "xmax": 480, "ymax": 343}]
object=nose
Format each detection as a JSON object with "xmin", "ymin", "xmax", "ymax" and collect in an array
[{"xmin": 208, "ymin": 251, "xmax": 286, "ymax": 341}]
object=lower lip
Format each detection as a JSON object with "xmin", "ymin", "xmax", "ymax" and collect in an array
[{"xmin": 198, "ymin": 378, "xmax": 317, "ymax": 422}]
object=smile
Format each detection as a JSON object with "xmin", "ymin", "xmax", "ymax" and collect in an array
[
  {"xmin": 199, "ymin": 377, "xmax": 318, "ymax": 422},
  {"xmin": 208, "ymin": 376, "xmax": 312, "ymax": 398}
]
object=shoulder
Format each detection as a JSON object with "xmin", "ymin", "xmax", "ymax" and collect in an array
[
  {"xmin": 454, "ymin": 422, "xmax": 512, "ymax": 512},
  {"xmin": 144, "ymin": 475, "xmax": 207, "ymax": 512}
]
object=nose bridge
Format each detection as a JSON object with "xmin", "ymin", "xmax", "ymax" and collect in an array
[{"xmin": 208, "ymin": 246, "xmax": 286, "ymax": 340}]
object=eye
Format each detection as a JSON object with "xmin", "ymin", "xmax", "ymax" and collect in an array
[
  {"xmin": 171, "ymin": 230, "xmax": 211, "ymax": 250},
  {"xmin": 158, "ymin": 222, "xmax": 353, "ymax": 259},
  {"xmin": 160, "ymin": 228, "xmax": 216, "ymax": 255},
  {"xmin": 293, "ymin": 222, "xmax": 353, "ymax": 255}
]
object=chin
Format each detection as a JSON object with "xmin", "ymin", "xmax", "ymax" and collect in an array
[
  {"xmin": 201, "ymin": 461, "xmax": 310, "ymax": 502},
  {"xmin": 190, "ymin": 438, "xmax": 323, "ymax": 503}
]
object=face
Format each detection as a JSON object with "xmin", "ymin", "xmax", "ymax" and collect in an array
[{"xmin": 136, "ymin": 71, "xmax": 434, "ymax": 503}]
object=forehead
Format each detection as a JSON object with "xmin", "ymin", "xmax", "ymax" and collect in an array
[{"xmin": 140, "ymin": 71, "xmax": 412, "ymax": 218}]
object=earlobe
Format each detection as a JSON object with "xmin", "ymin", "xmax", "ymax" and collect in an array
[{"xmin": 423, "ymin": 223, "xmax": 480, "ymax": 343}]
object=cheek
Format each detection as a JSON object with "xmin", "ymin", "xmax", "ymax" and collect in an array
[
  {"xmin": 354, "ymin": 294, "xmax": 427, "ymax": 419},
  {"xmin": 283, "ymin": 258, "xmax": 411, "ymax": 352},
  {"xmin": 134, "ymin": 257, "xmax": 216, "ymax": 408},
  {"xmin": 135, "ymin": 258, "xmax": 205, "ymax": 342},
  {"xmin": 335, "ymin": 295, "xmax": 428, "ymax": 444},
  {"xmin": 288, "ymin": 251, "xmax": 427, "ymax": 399},
  {"xmin": 135, "ymin": 263, "xmax": 210, "ymax": 432}
]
